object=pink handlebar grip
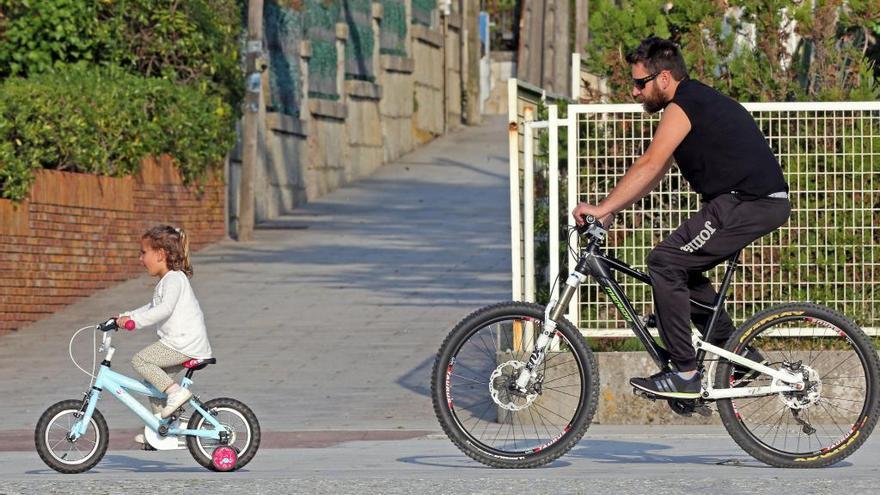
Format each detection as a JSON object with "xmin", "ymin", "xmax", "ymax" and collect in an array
[{"xmin": 123, "ymin": 320, "xmax": 136, "ymax": 331}]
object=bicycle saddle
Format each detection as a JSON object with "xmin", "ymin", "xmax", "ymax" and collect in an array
[{"xmin": 183, "ymin": 358, "xmax": 217, "ymax": 370}]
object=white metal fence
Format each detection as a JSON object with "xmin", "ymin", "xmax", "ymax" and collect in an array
[{"xmin": 511, "ymin": 100, "xmax": 880, "ymax": 336}]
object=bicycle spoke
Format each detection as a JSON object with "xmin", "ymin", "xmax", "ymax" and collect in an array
[
  {"xmin": 541, "ymin": 371, "xmax": 582, "ymax": 386},
  {"xmin": 450, "ymin": 372, "xmax": 488, "ymax": 386},
  {"xmin": 820, "ymin": 353, "xmax": 857, "ymax": 381},
  {"xmin": 530, "ymin": 400, "xmax": 573, "ymax": 424},
  {"xmin": 817, "ymin": 400, "xmax": 849, "ymax": 437}
]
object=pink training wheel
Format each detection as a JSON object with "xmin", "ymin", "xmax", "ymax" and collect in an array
[
  {"xmin": 123, "ymin": 320, "xmax": 136, "ymax": 331},
  {"xmin": 211, "ymin": 446, "xmax": 238, "ymax": 471}
]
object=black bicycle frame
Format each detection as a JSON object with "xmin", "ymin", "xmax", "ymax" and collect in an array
[{"xmin": 554, "ymin": 242, "xmax": 741, "ymax": 371}]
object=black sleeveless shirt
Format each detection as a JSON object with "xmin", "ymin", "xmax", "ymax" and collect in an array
[{"xmin": 670, "ymin": 78, "xmax": 788, "ymax": 200}]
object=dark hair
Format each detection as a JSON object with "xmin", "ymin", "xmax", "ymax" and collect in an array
[
  {"xmin": 625, "ymin": 36, "xmax": 689, "ymax": 81},
  {"xmin": 143, "ymin": 225, "xmax": 193, "ymax": 277}
]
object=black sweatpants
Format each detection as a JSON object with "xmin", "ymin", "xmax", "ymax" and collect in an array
[{"xmin": 646, "ymin": 193, "xmax": 791, "ymax": 371}]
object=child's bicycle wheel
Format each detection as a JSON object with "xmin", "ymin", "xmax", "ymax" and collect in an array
[
  {"xmin": 35, "ymin": 399, "xmax": 109, "ymax": 474},
  {"xmin": 186, "ymin": 397, "xmax": 260, "ymax": 471},
  {"xmin": 714, "ymin": 302, "xmax": 880, "ymax": 468}
]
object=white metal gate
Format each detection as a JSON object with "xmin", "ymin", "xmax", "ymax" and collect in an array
[{"xmin": 511, "ymin": 100, "xmax": 880, "ymax": 336}]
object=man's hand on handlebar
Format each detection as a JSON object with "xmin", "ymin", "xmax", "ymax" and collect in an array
[{"xmin": 572, "ymin": 202, "xmax": 613, "ymax": 228}]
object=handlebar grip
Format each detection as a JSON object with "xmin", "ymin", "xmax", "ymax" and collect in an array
[
  {"xmin": 577, "ymin": 214, "xmax": 599, "ymax": 234},
  {"xmin": 123, "ymin": 319, "xmax": 135, "ymax": 331}
]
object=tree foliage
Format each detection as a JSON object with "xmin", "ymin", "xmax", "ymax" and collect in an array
[{"xmin": 586, "ymin": 0, "xmax": 880, "ymax": 102}]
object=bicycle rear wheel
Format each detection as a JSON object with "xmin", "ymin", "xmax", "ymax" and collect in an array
[
  {"xmin": 431, "ymin": 302, "xmax": 599, "ymax": 468},
  {"xmin": 715, "ymin": 303, "xmax": 880, "ymax": 468},
  {"xmin": 186, "ymin": 397, "xmax": 261, "ymax": 471}
]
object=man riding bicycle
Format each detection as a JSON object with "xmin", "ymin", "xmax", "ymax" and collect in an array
[{"xmin": 572, "ymin": 36, "xmax": 791, "ymax": 399}]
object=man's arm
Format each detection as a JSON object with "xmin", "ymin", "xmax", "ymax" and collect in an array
[{"xmin": 573, "ymin": 103, "xmax": 692, "ymax": 224}]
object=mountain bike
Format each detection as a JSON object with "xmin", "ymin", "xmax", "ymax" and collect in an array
[
  {"xmin": 35, "ymin": 318, "xmax": 260, "ymax": 473},
  {"xmin": 431, "ymin": 215, "xmax": 879, "ymax": 468}
]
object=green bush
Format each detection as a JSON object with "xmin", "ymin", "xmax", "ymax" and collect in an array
[
  {"xmin": 0, "ymin": 64, "xmax": 236, "ymax": 201},
  {"xmin": 0, "ymin": 0, "xmax": 243, "ymax": 107}
]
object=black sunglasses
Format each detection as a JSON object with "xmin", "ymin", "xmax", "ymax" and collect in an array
[{"xmin": 632, "ymin": 72, "xmax": 660, "ymax": 90}]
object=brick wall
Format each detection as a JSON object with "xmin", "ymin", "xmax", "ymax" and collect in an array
[{"xmin": 0, "ymin": 156, "xmax": 225, "ymax": 333}]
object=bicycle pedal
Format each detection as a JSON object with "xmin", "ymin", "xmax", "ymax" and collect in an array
[
  {"xmin": 633, "ymin": 387, "xmax": 659, "ymax": 401},
  {"xmin": 695, "ymin": 405, "xmax": 712, "ymax": 417}
]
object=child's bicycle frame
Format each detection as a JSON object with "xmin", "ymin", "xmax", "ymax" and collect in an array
[
  {"xmin": 432, "ymin": 215, "xmax": 880, "ymax": 469},
  {"xmin": 35, "ymin": 318, "xmax": 260, "ymax": 473},
  {"xmin": 76, "ymin": 322, "xmax": 225, "ymax": 441}
]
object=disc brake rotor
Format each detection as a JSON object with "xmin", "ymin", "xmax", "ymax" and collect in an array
[
  {"xmin": 779, "ymin": 365, "xmax": 821, "ymax": 409},
  {"xmin": 489, "ymin": 360, "xmax": 539, "ymax": 411}
]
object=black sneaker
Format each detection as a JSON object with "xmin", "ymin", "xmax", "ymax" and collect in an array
[
  {"xmin": 630, "ymin": 370, "xmax": 701, "ymax": 399},
  {"xmin": 732, "ymin": 346, "xmax": 768, "ymax": 385}
]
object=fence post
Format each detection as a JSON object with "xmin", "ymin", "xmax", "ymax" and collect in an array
[
  {"xmin": 523, "ymin": 107, "xmax": 536, "ymax": 305},
  {"xmin": 508, "ymin": 79, "xmax": 522, "ymax": 301},
  {"xmin": 566, "ymin": 104, "xmax": 579, "ymax": 326},
  {"xmin": 548, "ymin": 105, "xmax": 560, "ymax": 304}
]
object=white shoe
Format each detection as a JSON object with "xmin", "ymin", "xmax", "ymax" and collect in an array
[
  {"xmin": 160, "ymin": 388, "xmax": 192, "ymax": 418},
  {"xmin": 134, "ymin": 433, "xmax": 146, "ymax": 444}
]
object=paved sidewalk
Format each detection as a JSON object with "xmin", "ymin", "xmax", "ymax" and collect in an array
[
  {"xmin": 0, "ymin": 116, "xmax": 511, "ymax": 433},
  {"xmin": 3, "ymin": 426, "xmax": 880, "ymax": 493}
]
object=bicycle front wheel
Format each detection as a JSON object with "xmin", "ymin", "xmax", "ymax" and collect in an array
[
  {"xmin": 715, "ymin": 303, "xmax": 880, "ymax": 468},
  {"xmin": 35, "ymin": 399, "xmax": 108, "ymax": 474},
  {"xmin": 431, "ymin": 302, "xmax": 599, "ymax": 468}
]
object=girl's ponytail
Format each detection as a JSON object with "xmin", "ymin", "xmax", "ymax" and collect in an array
[{"xmin": 178, "ymin": 228, "xmax": 193, "ymax": 278}]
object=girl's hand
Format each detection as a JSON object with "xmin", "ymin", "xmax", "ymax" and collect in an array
[{"xmin": 116, "ymin": 316, "xmax": 134, "ymax": 330}]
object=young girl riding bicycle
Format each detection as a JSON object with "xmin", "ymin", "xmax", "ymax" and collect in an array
[{"xmin": 116, "ymin": 225, "xmax": 212, "ymax": 441}]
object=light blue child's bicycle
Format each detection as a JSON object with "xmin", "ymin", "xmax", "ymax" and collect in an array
[{"xmin": 35, "ymin": 318, "xmax": 260, "ymax": 473}]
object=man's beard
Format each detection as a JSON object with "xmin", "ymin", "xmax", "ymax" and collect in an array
[{"xmin": 641, "ymin": 91, "xmax": 669, "ymax": 114}]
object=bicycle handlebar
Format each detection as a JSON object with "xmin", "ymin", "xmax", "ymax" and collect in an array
[
  {"xmin": 96, "ymin": 318, "xmax": 135, "ymax": 332},
  {"xmin": 577, "ymin": 215, "xmax": 606, "ymax": 235}
]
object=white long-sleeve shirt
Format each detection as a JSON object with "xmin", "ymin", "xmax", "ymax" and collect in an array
[{"xmin": 122, "ymin": 270, "xmax": 212, "ymax": 359}]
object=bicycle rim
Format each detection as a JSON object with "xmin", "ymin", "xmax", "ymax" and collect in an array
[
  {"xmin": 193, "ymin": 407, "xmax": 252, "ymax": 459},
  {"xmin": 43, "ymin": 410, "xmax": 101, "ymax": 466},
  {"xmin": 724, "ymin": 315, "xmax": 873, "ymax": 459},
  {"xmin": 444, "ymin": 314, "xmax": 587, "ymax": 457}
]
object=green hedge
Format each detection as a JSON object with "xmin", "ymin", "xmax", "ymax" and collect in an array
[
  {"xmin": 0, "ymin": 0, "xmax": 242, "ymax": 201},
  {"xmin": 0, "ymin": 0, "xmax": 243, "ymax": 106},
  {"xmin": 0, "ymin": 64, "xmax": 236, "ymax": 201}
]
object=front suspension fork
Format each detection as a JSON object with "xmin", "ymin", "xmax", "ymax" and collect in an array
[{"xmin": 514, "ymin": 271, "xmax": 586, "ymax": 391}]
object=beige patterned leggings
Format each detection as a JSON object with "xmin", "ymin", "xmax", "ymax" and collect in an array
[{"xmin": 131, "ymin": 341, "xmax": 190, "ymax": 413}]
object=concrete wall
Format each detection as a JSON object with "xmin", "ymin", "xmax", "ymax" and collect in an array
[
  {"xmin": 595, "ymin": 352, "xmax": 718, "ymax": 425},
  {"xmin": 484, "ymin": 51, "xmax": 516, "ymax": 115},
  {"xmin": 444, "ymin": 13, "xmax": 463, "ymax": 130},
  {"xmin": 0, "ymin": 157, "xmax": 225, "ymax": 334},
  {"xmin": 379, "ymin": 55, "xmax": 416, "ymax": 163},
  {"xmin": 238, "ymin": 1, "xmax": 476, "ymax": 227},
  {"xmin": 346, "ymin": 80, "xmax": 385, "ymax": 182},
  {"xmin": 412, "ymin": 24, "xmax": 445, "ymax": 143}
]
